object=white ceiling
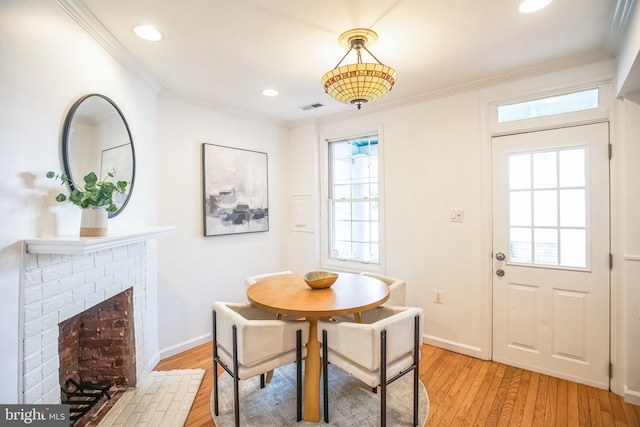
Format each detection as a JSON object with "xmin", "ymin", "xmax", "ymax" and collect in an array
[{"xmin": 76, "ymin": 0, "xmax": 622, "ymax": 126}]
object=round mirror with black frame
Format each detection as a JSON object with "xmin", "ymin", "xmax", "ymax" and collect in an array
[{"xmin": 61, "ymin": 94, "xmax": 135, "ymax": 218}]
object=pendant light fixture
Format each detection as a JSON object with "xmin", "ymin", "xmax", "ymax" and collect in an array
[{"xmin": 321, "ymin": 28, "xmax": 397, "ymax": 110}]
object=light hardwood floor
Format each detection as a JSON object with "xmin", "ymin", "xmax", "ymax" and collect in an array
[{"xmin": 154, "ymin": 342, "xmax": 640, "ymax": 426}]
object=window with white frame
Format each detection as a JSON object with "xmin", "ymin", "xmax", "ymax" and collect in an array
[{"xmin": 327, "ymin": 134, "xmax": 380, "ymax": 266}]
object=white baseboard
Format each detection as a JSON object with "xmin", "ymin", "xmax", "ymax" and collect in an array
[
  {"xmin": 147, "ymin": 351, "xmax": 161, "ymax": 372},
  {"xmin": 158, "ymin": 333, "xmax": 212, "ymax": 361},
  {"xmin": 423, "ymin": 335, "xmax": 486, "ymax": 360},
  {"xmin": 624, "ymin": 386, "xmax": 640, "ymax": 406}
]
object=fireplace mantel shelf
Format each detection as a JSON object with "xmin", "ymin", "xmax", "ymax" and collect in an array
[{"xmin": 24, "ymin": 226, "xmax": 176, "ymax": 255}]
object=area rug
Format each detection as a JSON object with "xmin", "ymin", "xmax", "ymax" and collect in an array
[
  {"xmin": 98, "ymin": 369, "xmax": 205, "ymax": 427},
  {"xmin": 211, "ymin": 363, "xmax": 429, "ymax": 426}
]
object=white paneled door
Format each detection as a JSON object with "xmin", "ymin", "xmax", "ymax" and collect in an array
[{"xmin": 492, "ymin": 123, "xmax": 610, "ymax": 389}]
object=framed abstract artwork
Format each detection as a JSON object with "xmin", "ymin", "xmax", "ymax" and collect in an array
[{"xmin": 202, "ymin": 143, "xmax": 269, "ymax": 236}]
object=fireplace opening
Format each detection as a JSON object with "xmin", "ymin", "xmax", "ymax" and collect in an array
[{"xmin": 58, "ymin": 290, "xmax": 136, "ymax": 426}]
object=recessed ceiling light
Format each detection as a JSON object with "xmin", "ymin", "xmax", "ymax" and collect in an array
[
  {"xmin": 133, "ymin": 25, "xmax": 163, "ymax": 41},
  {"xmin": 519, "ymin": 0, "xmax": 552, "ymax": 13},
  {"xmin": 262, "ymin": 89, "xmax": 279, "ymax": 97}
]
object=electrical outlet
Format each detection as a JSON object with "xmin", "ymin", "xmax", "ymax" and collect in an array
[{"xmin": 434, "ymin": 290, "xmax": 444, "ymax": 304}]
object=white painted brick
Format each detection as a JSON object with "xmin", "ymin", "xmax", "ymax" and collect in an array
[
  {"xmin": 84, "ymin": 291, "xmax": 106, "ymax": 310},
  {"xmin": 122, "ymin": 257, "xmax": 136, "ymax": 269},
  {"xmin": 95, "ymin": 275, "xmax": 114, "ymax": 292},
  {"xmin": 41, "ymin": 327, "xmax": 58, "ymax": 351},
  {"xmin": 24, "ymin": 253, "xmax": 38, "ymax": 270},
  {"xmin": 42, "ymin": 263, "xmax": 72, "ymax": 282},
  {"xmin": 41, "ymin": 311, "xmax": 58, "ymax": 330},
  {"xmin": 104, "ymin": 284, "xmax": 122, "ymax": 299},
  {"xmin": 24, "ymin": 335, "xmax": 41, "ymax": 356},
  {"xmin": 42, "ymin": 340, "xmax": 58, "ymax": 363},
  {"xmin": 113, "ymin": 269, "xmax": 129, "ymax": 285},
  {"xmin": 59, "ymin": 272, "xmax": 85, "ymax": 292},
  {"xmin": 24, "ymin": 302, "xmax": 42, "ymax": 323},
  {"xmin": 84, "ymin": 266, "xmax": 105, "ymax": 283},
  {"xmin": 24, "ymin": 366, "xmax": 42, "ymax": 391},
  {"xmin": 42, "ymin": 371, "xmax": 60, "ymax": 396},
  {"xmin": 50, "ymin": 254, "xmax": 63, "ymax": 265},
  {"xmin": 24, "ymin": 285, "xmax": 42, "ymax": 305},
  {"xmin": 24, "ymin": 270, "xmax": 42, "ymax": 287},
  {"xmin": 113, "ymin": 246, "xmax": 129, "ymax": 261},
  {"xmin": 43, "ymin": 387, "xmax": 61, "ymax": 404},
  {"xmin": 23, "ymin": 384, "xmax": 44, "ymax": 404},
  {"xmin": 95, "ymin": 252, "xmax": 114, "ymax": 266},
  {"xmin": 72, "ymin": 257, "xmax": 94, "ymax": 273},
  {"xmin": 24, "ymin": 319, "xmax": 42, "ymax": 339},
  {"xmin": 42, "ymin": 357, "xmax": 60, "ymax": 382},
  {"xmin": 59, "ymin": 300, "xmax": 84, "ymax": 321},
  {"xmin": 42, "ymin": 293, "xmax": 67, "ymax": 315},
  {"xmin": 36, "ymin": 254, "xmax": 53, "ymax": 267},
  {"xmin": 72, "ymin": 283, "xmax": 94, "ymax": 301},
  {"xmin": 42, "ymin": 280, "xmax": 60, "ymax": 299},
  {"xmin": 24, "ymin": 352, "xmax": 42, "ymax": 374}
]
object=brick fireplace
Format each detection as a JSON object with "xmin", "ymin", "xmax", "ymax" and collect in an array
[
  {"xmin": 58, "ymin": 289, "xmax": 136, "ymax": 393},
  {"xmin": 21, "ymin": 240, "xmax": 150, "ymax": 405}
]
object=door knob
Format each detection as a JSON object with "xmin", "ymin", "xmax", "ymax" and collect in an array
[
  {"xmin": 496, "ymin": 269, "xmax": 505, "ymax": 277},
  {"xmin": 495, "ymin": 252, "xmax": 506, "ymax": 261}
]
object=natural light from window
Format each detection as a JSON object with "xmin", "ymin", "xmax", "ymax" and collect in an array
[
  {"xmin": 508, "ymin": 147, "xmax": 587, "ymax": 268},
  {"xmin": 328, "ymin": 135, "xmax": 379, "ymax": 265},
  {"xmin": 498, "ymin": 89, "xmax": 598, "ymax": 123}
]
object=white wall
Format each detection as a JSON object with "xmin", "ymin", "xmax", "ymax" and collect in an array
[
  {"xmin": 288, "ymin": 59, "xmax": 640, "ymax": 395},
  {"xmin": 0, "ymin": 0, "xmax": 158, "ymax": 403},
  {"xmin": 155, "ymin": 95, "xmax": 291, "ymax": 358},
  {"xmin": 616, "ymin": 92, "xmax": 640, "ymax": 405}
]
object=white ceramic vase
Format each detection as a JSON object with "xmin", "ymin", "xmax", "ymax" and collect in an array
[{"xmin": 80, "ymin": 207, "xmax": 108, "ymax": 237}]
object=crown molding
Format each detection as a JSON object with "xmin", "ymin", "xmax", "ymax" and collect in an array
[
  {"xmin": 53, "ymin": 0, "xmax": 162, "ymax": 93},
  {"xmin": 605, "ymin": 0, "xmax": 637, "ymax": 53},
  {"xmin": 309, "ymin": 50, "xmax": 613, "ymax": 127}
]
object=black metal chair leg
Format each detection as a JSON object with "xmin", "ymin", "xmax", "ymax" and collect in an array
[
  {"xmin": 381, "ymin": 328, "xmax": 387, "ymax": 427},
  {"xmin": 232, "ymin": 325, "xmax": 240, "ymax": 427},
  {"xmin": 413, "ymin": 315, "xmax": 420, "ymax": 426},
  {"xmin": 260, "ymin": 373, "xmax": 265, "ymax": 388},
  {"xmin": 322, "ymin": 329, "xmax": 329, "ymax": 423},
  {"xmin": 296, "ymin": 329, "xmax": 302, "ymax": 422},
  {"xmin": 213, "ymin": 311, "xmax": 220, "ymax": 416}
]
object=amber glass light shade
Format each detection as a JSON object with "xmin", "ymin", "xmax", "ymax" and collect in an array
[{"xmin": 321, "ymin": 29, "xmax": 396, "ymax": 110}]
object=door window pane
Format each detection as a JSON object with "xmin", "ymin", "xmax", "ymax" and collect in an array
[
  {"xmin": 533, "ymin": 151, "xmax": 557, "ymax": 188},
  {"xmin": 560, "ymin": 229, "xmax": 587, "ymax": 268},
  {"xmin": 510, "ymin": 227, "xmax": 532, "ymax": 263},
  {"xmin": 510, "ymin": 191, "xmax": 531, "ymax": 226},
  {"xmin": 533, "ymin": 190, "xmax": 557, "ymax": 227},
  {"xmin": 509, "ymin": 154, "xmax": 531, "ymax": 190},
  {"xmin": 534, "ymin": 228, "xmax": 558, "ymax": 265},
  {"xmin": 560, "ymin": 189, "xmax": 586, "ymax": 227},
  {"xmin": 507, "ymin": 147, "xmax": 588, "ymax": 268},
  {"xmin": 559, "ymin": 148, "xmax": 585, "ymax": 187}
]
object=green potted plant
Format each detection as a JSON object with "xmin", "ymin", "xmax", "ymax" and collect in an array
[{"xmin": 47, "ymin": 170, "xmax": 129, "ymax": 236}]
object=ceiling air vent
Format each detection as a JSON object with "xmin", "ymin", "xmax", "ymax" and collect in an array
[{"xmin": 299, "ymin": 103, "xmax": 324, "ymax": 111}]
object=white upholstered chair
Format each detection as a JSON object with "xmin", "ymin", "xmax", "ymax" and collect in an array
[
  {"xmin": 212, "ymin": 301, "xmax": 309, "ymax": 426},
  {"xmin": 244, "ymin": 270, "xmax": 293, "ymax": 289},
  {"xmin": 319, "ymin": 306, "xmax": 423, "ymax": 426},
  {"xmin": 245, "ymin": 270, "xmax": 295, "ymax": 321},
  {"xmin": 360, "ymin": 272, "xmax": 406, "ymax": 306}
]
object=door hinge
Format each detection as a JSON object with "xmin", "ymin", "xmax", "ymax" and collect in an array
[
  {"xmin": 610, "ymin": 253, "xmax": 613, "ymax": 270},
  {"xmin": 608, "ymin": 143, "xmax": 613, "ymax": 159},
  {"xmin": 610, "ymin": 362, "xmax": 613, "ymax": 378}
]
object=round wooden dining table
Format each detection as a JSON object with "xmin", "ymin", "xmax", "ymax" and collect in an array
[{"xmin": 247, "ymin": 272, "xmax": 389, "ymax": 422}]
